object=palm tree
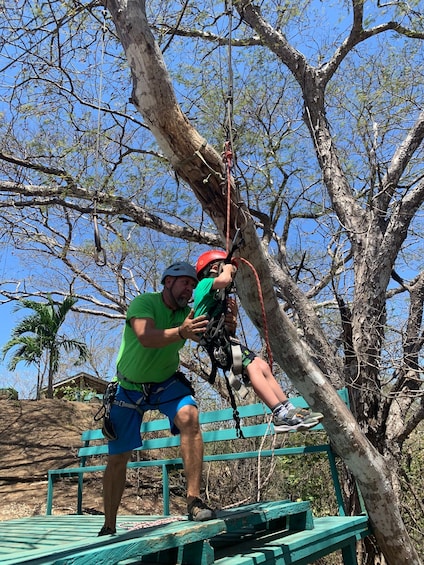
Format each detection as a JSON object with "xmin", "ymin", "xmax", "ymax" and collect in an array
[{"xmin": 2, "ymin": 295, "xmax": 88, "ymax": 398}]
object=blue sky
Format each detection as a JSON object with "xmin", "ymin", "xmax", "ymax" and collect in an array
[
  {"xmin": 0, "ymin": 244, "xmax": 45, "ymax": 398},
  {"xmin": 0, "ymin": 243, "xmax": 21, "ymax": 392}
]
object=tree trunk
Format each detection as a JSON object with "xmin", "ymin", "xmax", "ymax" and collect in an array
[
  {"xmin": 47, "ymin": 355, "xmax": 55, "ymax": 399},
  {"xmin": 105, "ymin": 1, "xmax": 422, "ymax": 562}
]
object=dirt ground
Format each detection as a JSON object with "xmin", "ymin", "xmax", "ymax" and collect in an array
[{"xmin": 0, "ymin": 399, "xmax": 187, "ymax": 522}]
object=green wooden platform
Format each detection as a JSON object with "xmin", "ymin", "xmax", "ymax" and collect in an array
[{"xmin": 0, "ymin": 500, "xmax": 369, "ymax": 565}]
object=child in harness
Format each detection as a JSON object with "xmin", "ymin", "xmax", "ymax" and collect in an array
[{"xmin": 194, "ymin": 250, "xmax": 323, "ymax": 433}]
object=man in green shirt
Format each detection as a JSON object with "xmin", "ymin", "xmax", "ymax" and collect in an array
[{"xmin": 98, "ymin": 262, "xmax": 213, "ymax": 536}]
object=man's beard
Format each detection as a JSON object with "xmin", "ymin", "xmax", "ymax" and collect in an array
[{"xmin": 174, "ymin": 295, "xmax": 189, "ymax": 308}]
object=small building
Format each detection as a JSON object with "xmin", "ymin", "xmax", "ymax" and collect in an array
[{"xmin": 45, "ymin": 372, "xmax": 109, "ymax": 401}]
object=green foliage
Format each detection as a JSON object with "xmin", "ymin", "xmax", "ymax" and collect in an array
[
  {"xmin": 53, "ymin": 384, "xmax": 97, "ymax": 402},
  {"xmin": 0, "ymin": 387, "xmax": 19, "ymax": 400},
  {"xmin": 2, "ymin": 295, "xmax": 88, "ymax": 398},
  {"xmin": 255, "ymin": 434, "xmax": 342, "ymax": 517}
]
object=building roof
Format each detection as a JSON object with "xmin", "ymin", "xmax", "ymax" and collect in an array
[
  {"xmin": 52, "ymin": 372, "xmax": 109, "ymax": 391},
  {"xmin": 41, "ymin": 372, "xmax": 110, "ymax": 399}
]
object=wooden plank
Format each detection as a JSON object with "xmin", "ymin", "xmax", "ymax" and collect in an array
[
  {"xmin": 79, "ymin": 391, "xmax": 336, "ymax": 453},
  {"xmin": 0, "ymin": 515, "xmax": 226, "ymax": 565},
  {"xmin": 276, "ymin": 515, "xmax": 369, "ymax": 564},
  {"xmin": 52, "ymin": 521, "xmax": 224, "ymax": 565},
  {"xmin": 75, "ymin": 427, "xmax": 331, "ymax": 461},
  {"xmin": 118, "ymin": 540, "xmax": 215, "ymax": 565},
  {"xmin": 78, "ymin": 388, "xmax": 349, "ymax": 445},
  {"xmin": 212, "ymin": 515, "xmax": 369, "ymax": 565},
  {"xmin": 0, "ymin": 515, "xmax": 138, "ymax": 556},
  {"xmin": 217, "ymin": 500, "xmax": 314, "ymax": 533},
  {"xmin": 0, "ymin": 499, "xmax": 368, "ymax": 565},
  {"xmin": 211, "ymin": 501, "xmax": 313, "ymax": 552}
]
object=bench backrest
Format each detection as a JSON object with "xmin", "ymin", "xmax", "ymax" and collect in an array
[
  {"xmin": 51, "ymin": 388, "xmax": 350, "ymax": 518},
  {"xmin": 79, "ymin": 388, "xmax": 349, "ymax": 459}
]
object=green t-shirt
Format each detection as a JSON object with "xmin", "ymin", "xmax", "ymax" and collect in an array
[
  {"xmin": 116, "ymin": 292, "xmax": 189, "ymax": 388},
  {"xmin": 193, "ymin": 278, "xmax": 220, "ymax": 318}
]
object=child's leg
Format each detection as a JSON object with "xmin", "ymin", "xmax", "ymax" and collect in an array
[
  {"xmin": 244, "ymin": 355, "xmax": 323, "ymax": 433},
  {"xmin": 245, "ymin": 356, "xmax": 289, "ymax": 409}
]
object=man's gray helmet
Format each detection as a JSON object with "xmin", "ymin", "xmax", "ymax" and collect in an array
[{"xmin": 161, "ymin": 262, "xmax": 198, "ymax": 284}]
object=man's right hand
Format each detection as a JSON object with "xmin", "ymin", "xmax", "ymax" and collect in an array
[{"xmin": 179, "ymin": 309, "xmax": 209, "ymax": 341}]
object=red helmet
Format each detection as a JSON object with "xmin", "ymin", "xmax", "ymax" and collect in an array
[{"xmin": 196, "ymin": 250, "xmax": 227, "ymax": 275}]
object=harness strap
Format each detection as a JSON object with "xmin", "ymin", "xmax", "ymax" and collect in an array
[
  {"xmin": 94, "ymin": 381, "xmax": 119, "ymax": 440},
  {"xmin": 116, "ymin": 369, "xmax": 194, "ymax": 407},
  {"xmin": 113, "ymin": 399, "xmax": 142, "ymax": 409},
  {"xmin": 229, "ymin": 336, "xmax": 243, "ymax": 375},
  {"xmin": 227, "ymin": 370, "xmax": 249, "ymax": 399},
  {"xmin": 224, "ymin": 374, "xmax": 244, "ymax": 439},
  {"xmin": 116, "ymin": 369, "xmax": 147, "ymax": 388}
]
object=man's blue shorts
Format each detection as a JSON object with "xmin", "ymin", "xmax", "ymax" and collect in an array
[{"xmin": 108, "ymin": 373, "xmax": 197, "ymax": 455}]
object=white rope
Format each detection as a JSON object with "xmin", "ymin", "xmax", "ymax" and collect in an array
[{"xmin": 118, "ymin": 517, "xmax": 186, "ymax": 531}]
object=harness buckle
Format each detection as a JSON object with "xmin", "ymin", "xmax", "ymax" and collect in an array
[
  {"xmin": 113, "ymin": 399, "xmax": 130, "ymax": 408},
  {"xmin": 214, "ymin": 345, "xmax": 230, "ymax": 367}
]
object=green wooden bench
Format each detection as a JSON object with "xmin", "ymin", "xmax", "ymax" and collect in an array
[{"xmin": 46, "ymin": 389, "xmax": 350, "ymax": 518}]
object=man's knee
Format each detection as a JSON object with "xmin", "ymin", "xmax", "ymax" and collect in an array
[
  {"xmin": 106, "ymin": 451, "xmax": 131, "ymax": 471},
  {"xmin": 175, "ymin": 404, "xmax": 200, "ymax": 433}
]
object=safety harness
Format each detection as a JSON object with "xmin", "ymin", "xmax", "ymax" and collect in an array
[
  {"xmin": 197, "ymin": 235, "xmax": 247, "ymax": 437},
  {"xmin": 199, "ymin": 232, "xmax": 245, "ymax": 376},
  {"xmin": 94, "ymin": 381, "xmax": 119, "ymax": 440},
  {"xmin": 94, "ymin": 372, "xmax": 195, "ymax": 441},
  {"xmin": 198, "ymin": 288, "xmax": 246, "ymax": 438},
  {"xmin": 198, "ymin": 288, "xmax": 242, "ymax": 385}
]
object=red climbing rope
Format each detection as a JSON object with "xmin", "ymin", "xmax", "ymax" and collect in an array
[
  {"xmin": 239, "ymin": 257, "xmax": 274, "ymax": 368},
  {"xmin": 221, "ymin": 1, "xmax": 273, "ymax": 371}
]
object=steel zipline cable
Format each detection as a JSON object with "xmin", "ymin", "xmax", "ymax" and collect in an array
[{"xmin": 92, "ymin": 10, "xmax": 108, "ymax": 267}]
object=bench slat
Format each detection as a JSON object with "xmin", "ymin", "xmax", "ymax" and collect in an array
[
  {"xmin": 212, "ymin": 515, "xmax": 369, "ymax": 565},
  {"xmin": 48, "ymin": 443, "xmax": 334, "ymax": 479},
  {"xmin": 77, "ymin": 421, "xmax": 325, "ymax": 458}
]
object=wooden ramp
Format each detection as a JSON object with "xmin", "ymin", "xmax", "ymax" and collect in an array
[{"xmin": 0, "ymin": 500, "xmax": 369, "ymax": 565}]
